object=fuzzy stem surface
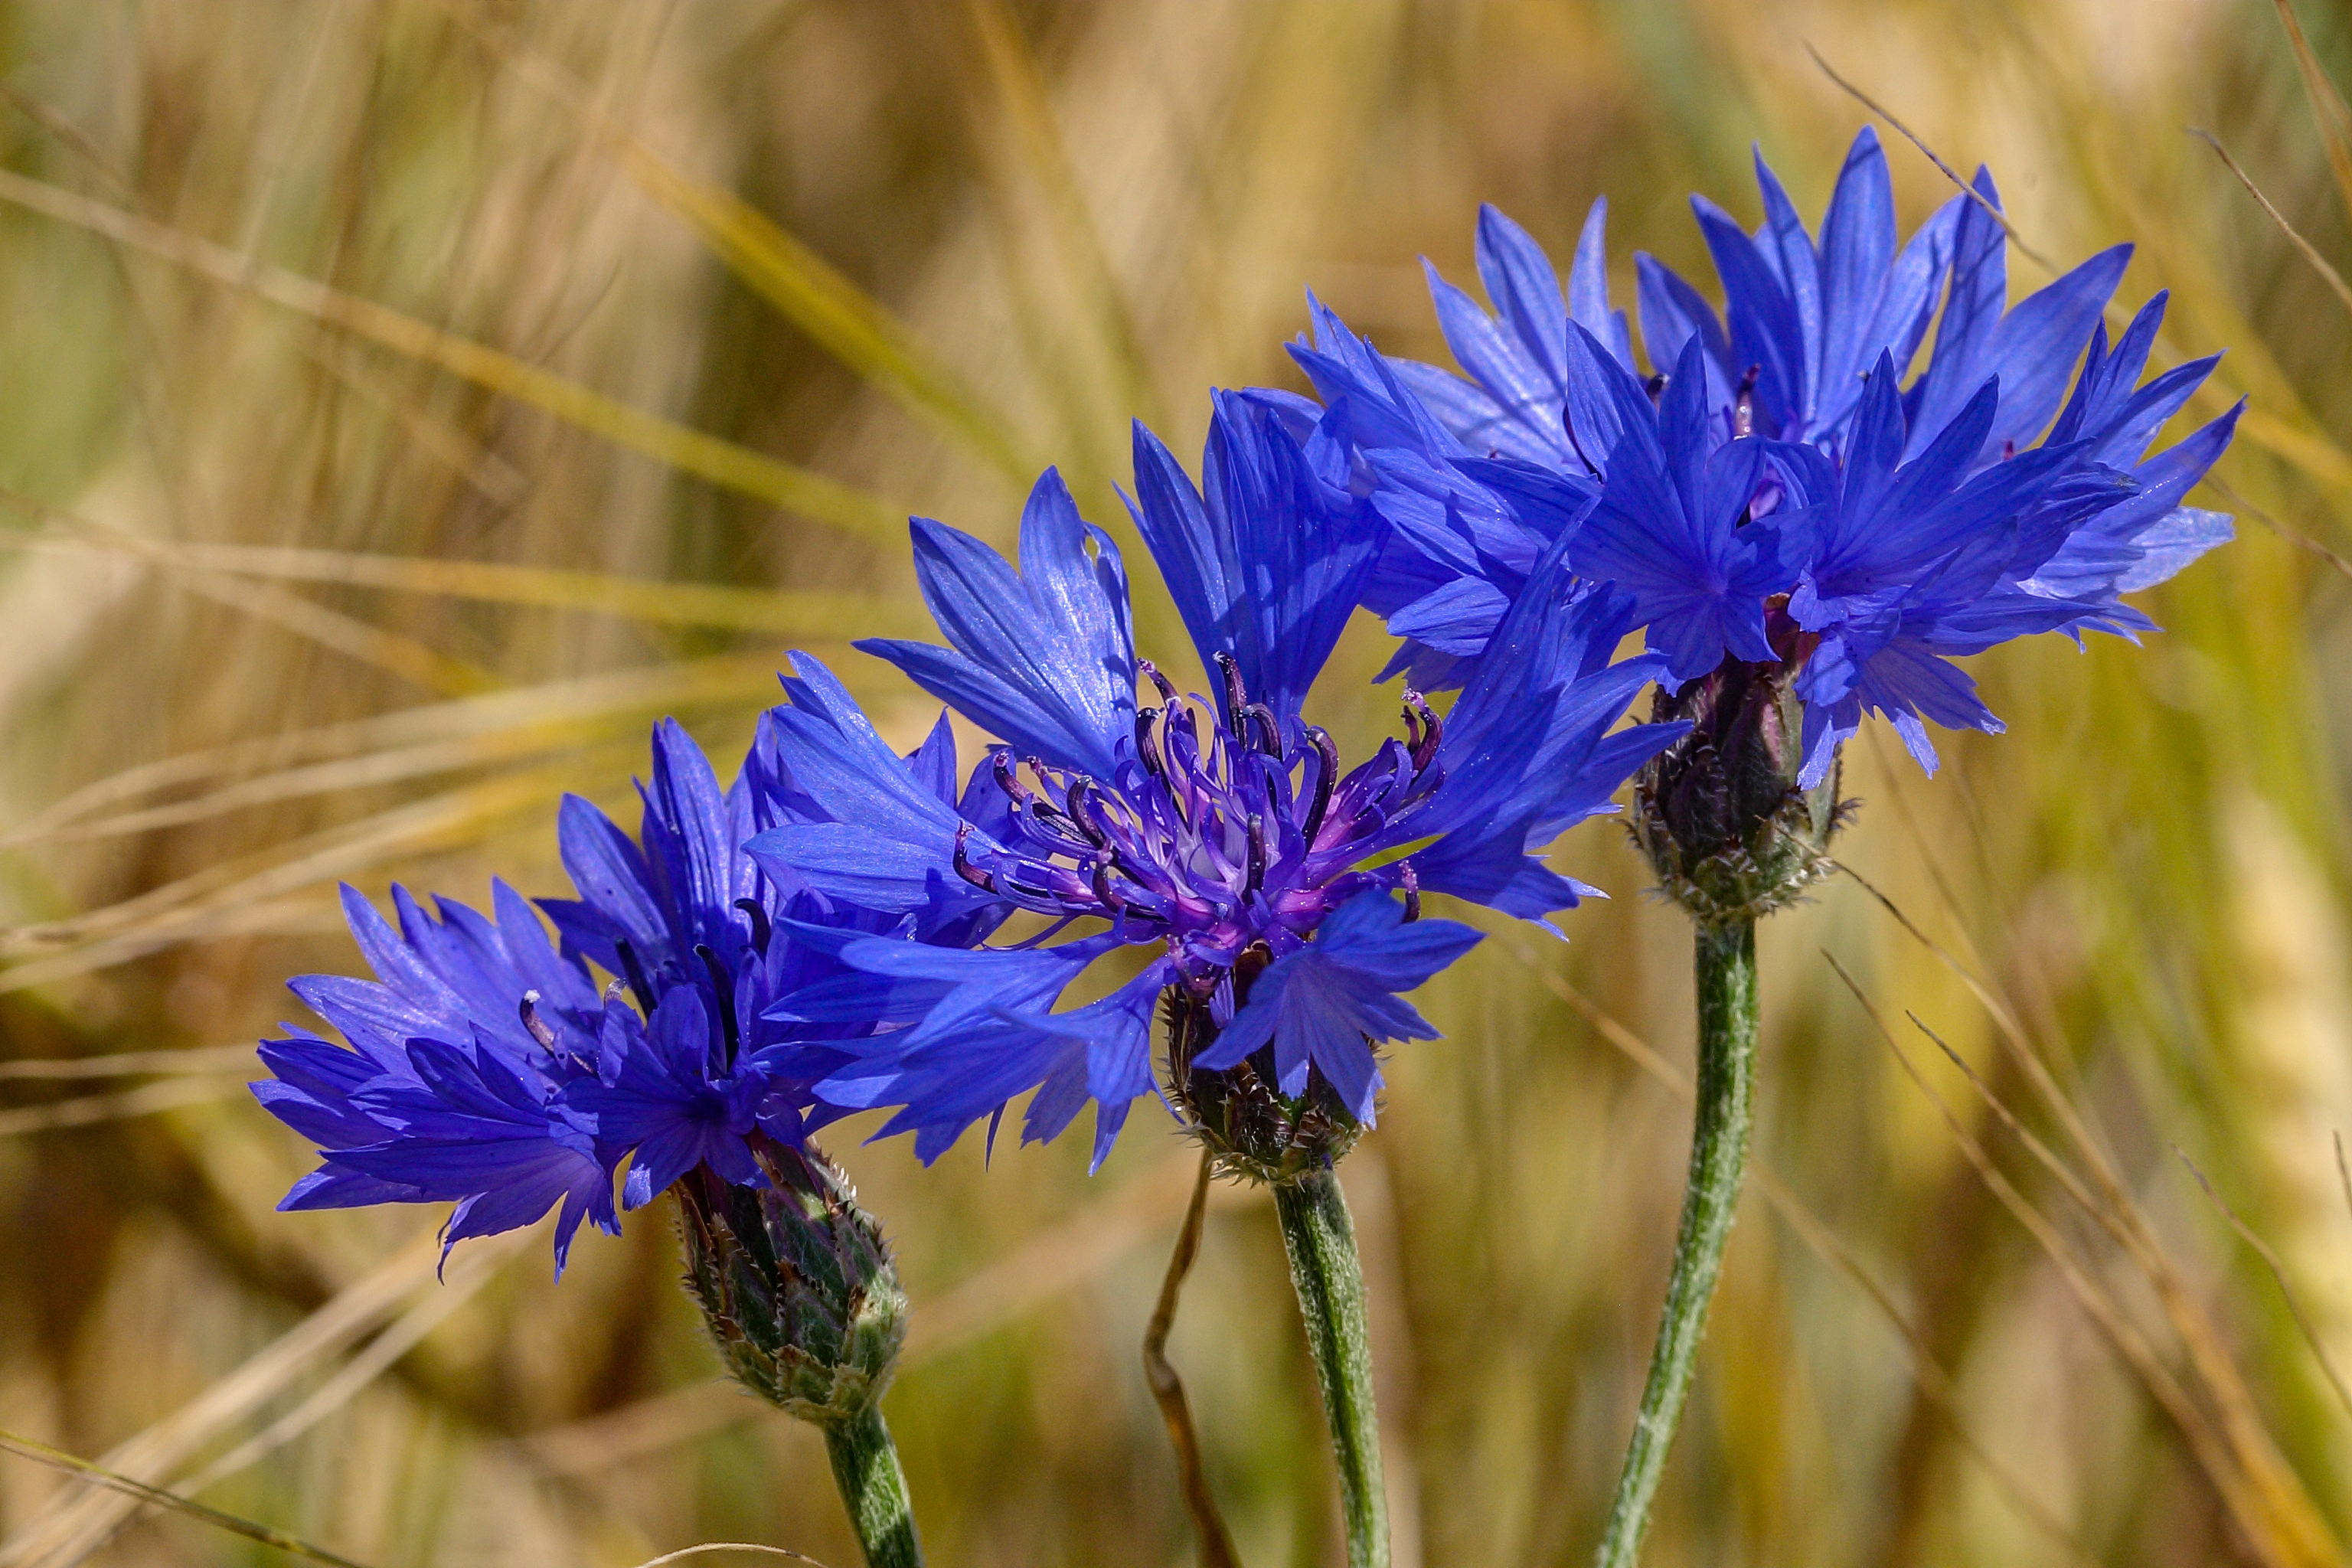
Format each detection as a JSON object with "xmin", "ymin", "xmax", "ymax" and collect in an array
[
  {"xmin": 1274, "ymin": 1167, "xmax": 1388, "ymax": 1568},
  {"xmin": 1595, "ymin": 918, "xmax": 1759, "ymax": 1568},
  {"xmin": 823, "ymin": 1403, "xmax": 923, "ymax": 1568}
]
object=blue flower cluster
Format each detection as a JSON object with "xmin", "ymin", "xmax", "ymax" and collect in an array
[
  {"xmin": 256, "ymin": 126, "xmax": 2238, "ymax": 1272},
  {"xmin": 1282, "ymin": 126, "xmax": 2239, "ymax": 782}
]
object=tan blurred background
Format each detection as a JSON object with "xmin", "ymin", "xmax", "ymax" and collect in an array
[{"xmin": 1, "ymin": 0, "xmax": 2350, "ymax": 1563}]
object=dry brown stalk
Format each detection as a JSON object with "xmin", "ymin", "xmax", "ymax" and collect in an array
[{"xmin": 1142, "ymin": 1152, "xmax": 1244, "ymax": 1568}]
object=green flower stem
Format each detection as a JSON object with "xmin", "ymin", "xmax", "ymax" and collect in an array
[
  {"xmin": 1274, "ymin": 1167, "xmax": 1388, "ymax": 1568},
  {"xmin": 1596, "ymin": 918, "xmax": 1759, "ymax": 1568},
  {"xmin": 823, "ymin": 1403, "xmax": 923, "ymax": 1568}
]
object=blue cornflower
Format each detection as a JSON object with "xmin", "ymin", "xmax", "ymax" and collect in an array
[
  {"xmin": 254, "ymin": 719, "xmax": 993, "ymax": 1272},
  {"xmin": 1277, "ymin": 130, "xmax": 2240, "ymax": 782},
  {"xmin": 743, "ymin": 395, "xmax": 1680, "ymax": 1173}
]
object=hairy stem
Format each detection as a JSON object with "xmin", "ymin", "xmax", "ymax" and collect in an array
[
  {"xmin": 823, "ymin": 1403, "xmax": 922, "ymax": 1568},
  {"xmin": 1596, "ymin": 919, "xmax": 1759, "ymax": 1568},
  {"xmin": 1274, "ymin": 1168, "xmax": 1387, "ymax": 1568}
]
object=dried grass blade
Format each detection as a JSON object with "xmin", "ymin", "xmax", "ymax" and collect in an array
[
  {"xmin": 2188, "ymin": 128, "xmax": 2352, "ymax": 318},
  {"xmin": 1806, "ymin": 48, "xmax": 2352, "ymax": 496},
  {"xmin": 298, "ymin": 335, "xmax": 531, "ymax": 508},
  {"xmin": 0, "ymin": 1430, "xmax": 369, "ymax": 1568},
  {"xmin": 1804, "ymin": 44, "xmax": 2056, "ymax": 270},
  {"xmin": 626, "ymin": 1547, "xmax": 831, "ymax": 1568},
  {"xmin": 439, "ymin": 1, "xmax": 1036, "ymax": 485},
  {"xmin": 1141, "ymin": 1152, "xmax": 1244, "ymax": 1568},
  {"xmin": 1859, "ymin": 728, "xmax": 1988, "ymax": 973},
  {"xmin": 0, "ymin": 511, "xmax": 495, "ymax": 697},
  {"xmin": 0, "ymin": 757, "xmax": 628, "ymax": 989},
  {"xmin": 1824, "ymin": 952, "xmax": 2311, "ymax": 1568},
  {"xmin": 518, "ymin": 1149, "xmax": 1257, "ymax": 1474},
  {"xmin": 2336, "ymin": 1132, "xmax": 2352, "ymax": 1226},
  {"xmin": 2171, "ymin": 1147, "xmax": 2352, "ymax": 1426},
  {"xmin": 11, "ymin": 655, "xmax": 781, "ymax": 841},
  {"xmin": 166, "ymin": 1239, "xmax": 520, "ymax": 1497},
  {"xmin": 0, "ymin": 169, "xmax": 906, "ymax": 544},
  {"xmin": 54, "ymin": 1236, "xmax": 523, "ymax": 1568},
  {"xmin": 0, "ymin": 1078, "xmax": 248, "ymax": 1138},
  {"xmin": 2210, "ymin": 475, "xmax": 2352, "ymax": 585},
  {"xmin": 2233, "ymin": 408, "xmax": 2352, "ymax": 495},
  {"xmin": 0, "ymin": 1233, "xmax": 439, "ymax": 1566},
  {"xmin": 1847, "ymin": 870, "xmax": 2347, "ymax": 1564},
  {"xmin": 10, "ymin": 729, "xmax": 612, "ymax": 848},
  {"xmin": 965, "ymin": 0, "xmax": 1161, "ymax": 431},
  {"xmin": 173, "ymin": 567, "xmax": 495, "ymax": 698},
  {"xmin": 5, "ymin": 753, "xmax": 632, "ymax": 950},
  {"xmin": 0, "ymin": 1045, "xmax": 260, "ymax": 1080},
  {"xmin": 2269, "ymin": 0, "xmax": 2352, "ymax": 224},
  {"xmin": 0, "ymin": 495, "xmax": 923, "ymax": 638}
]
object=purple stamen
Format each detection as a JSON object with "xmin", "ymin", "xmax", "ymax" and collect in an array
[
  {"xmin": 992, "ymin": 749, "xmax": 1030, "ymax": 805},
  {"xmin": 1302, "ymin": 726, "xmax": 1339, "ymax": 849},
  {"xmin": 1403, "ymin": 689, "xmax": 1442, "ymax": 773},
  {"xmin": 733, "ymin": 897, "xmax": 771, "ymax": 956},
  {"xmin": 694, "ymin": 943, "xmax": 741, "ymax": 1067},
  {"xmin": 612, "ymin": 939, "xmax": 656, "ymax": 1014},
  {"xmin": 1245, "ymin": 813, "xmax": 1267, "ymax": 896},
  {"xmin": 1401, "ymin": 860, "xmax": 1421, "ymax": 923},
  {"xmin": 1240, "ymin": 701, "xmax": 1282, "ymax": 757},
  {"xmin": 952, "ymin": 824, "xmax": 997, "ymax": 893},
  {"xmin": 1215, "ymin": 652, "xmax": 1248, "ymax": 736},
  {"xmin": 1064, "ymin": 776, "xmax": 1108, "ymax": 847},
  {"xmin": 1090, "ymin": 858, "xmax": 1126, "ymax": 913},
  {"xmin": 518, "ymin": 990, "xmax": 557, "ymax": 1050},
  {"xmin": 1563, "ymin": 402, "xmax": 1601, "ymax": 479},
  {"xmin": 1134, "ymin": 706, "xmax": 1164, "ymax": 779}
]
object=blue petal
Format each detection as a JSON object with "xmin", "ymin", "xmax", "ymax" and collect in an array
[
  {"xmin": 860, "ymin": 472, "xmax": 1135, "ymax": 776},
  {"xmin": 1475, "ymin": 204, "xmax": 1570, "ymax": 391},
  {"xmin": 1814, "ymin": 127, "xmax": 1896, "ymax": 407},
  {"xmin": 1568, "ymin": 198, "xmax": 1636, "ymax": 369},
  {"xmin": 1195, "ymin": 891, "xmax": 1481, "ymax": 1124}
]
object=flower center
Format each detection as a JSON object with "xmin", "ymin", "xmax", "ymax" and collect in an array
[{"xmin": 955, "ymin": 658, "xmax": 1444, "ymax": 983}]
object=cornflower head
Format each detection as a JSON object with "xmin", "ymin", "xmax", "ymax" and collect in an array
[
  {"xmin": 1272, "ymin": 129, "xmax": 2239, "ymax": 921},
  {"xmin": 744, "ymin": 394, "xmax": 1680, "ymax": 1182},
  {"xmin": 250, "ymin": 720, "xmax": 982, "ymax": 1435}
]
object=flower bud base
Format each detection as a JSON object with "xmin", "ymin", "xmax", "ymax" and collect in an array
[
  {"xmin": 1629, "ymin": 655, "xmax": 1851, "ymax": 926},
  {"xmin": 1163, "ymin": 949, "xmax": 1364, "ymax": 1187},
  {"xmin": 676, "ymin": 1138, "xmax": 908, "ymax": 1429}
]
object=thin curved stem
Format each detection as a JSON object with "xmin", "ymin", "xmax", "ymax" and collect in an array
[
  {"xmin": 1595, "ymin": 919, "xmax": 1759, "ymax": 1568},
  {"xmin": 822, "ymin": 1404, "xmax": 922, "ymax": 1568},
  {"xmin": 1145, "ymin": 1152, "xmax": 1244, "ymax": 1568},
  {"xmin": 1274, "ymin": 1168, "xmax": 1387, "ymax": 1568}
]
